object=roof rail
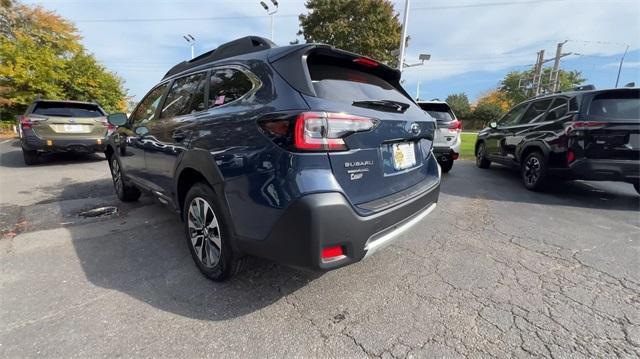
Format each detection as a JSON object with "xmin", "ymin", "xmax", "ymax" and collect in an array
[{"xmin": 163, "ymin": 36, "xmax": 276, "ymax": 79}]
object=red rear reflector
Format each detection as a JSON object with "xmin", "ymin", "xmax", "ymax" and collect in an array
[
  {"xmin": 322, "ymin": 246, "xmax": 344, "ymax": 260},
  {"xmin": 452, "ymin": 152, "xmax": 459, "ymax": 160},
  {"xmin": 353, "ymin": 57, "xmax": 379, "ymax": 68},
  {"xmin": 567, "ymin": 149, "xmax": 575, "ymax": 164}
]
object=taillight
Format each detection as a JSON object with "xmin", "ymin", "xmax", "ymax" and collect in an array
[
  {"xmin": 19, "ymin": 115, "xmax": 45, "ymax": 129},
  {"xmin": 447, "ymin": 119, "xmax": 462, "ymax": 131},
  {"xmin": 260, "ymin": 112, "xmax": 378, "ymax": 152},
  {"xmin": 565, "ymin": 121, "xmax": 607, "ymax": 135},
  {"xmin": 95, "ymin": 116, "xmax": 115, "ymax": 131}
]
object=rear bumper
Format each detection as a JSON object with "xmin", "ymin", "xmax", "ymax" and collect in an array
[
  {"xmin": 550, "ymin": 158, "xmax": 640, "ymax": 184},
  {"xmin": 433, "ymin": 146, "xmax": 459, "ymax": 161},
  {"xmin": 237, "ymin": 178, "xmax": 440, "ymax": 271},
  {"xmin": 21, "ymin": 131, "xmax": 105, "ymax": 153}
]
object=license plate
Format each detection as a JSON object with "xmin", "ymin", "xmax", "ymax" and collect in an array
[
  {"xmin": 392, "ymin": 142, "xmax": 416, "ymax": 170},
  {"xmin": 63, "ymin": 124, "xmax": 85, "ymax": 132}
]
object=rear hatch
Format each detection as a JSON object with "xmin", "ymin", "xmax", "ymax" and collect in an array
[
  {"xmin": 270, "ymin": 47, "xmax": 437, "ymax": 208},
  {"xmin": 26, "ymin": 101, "xmax": 108, "ymax": 139},
  {"xmin": 418, "ymin": 102, "xmax": 461, "ymax": 148},
  {"xmin": 573, "ymin": 89, "xmax": 640, "ymax": 161}
]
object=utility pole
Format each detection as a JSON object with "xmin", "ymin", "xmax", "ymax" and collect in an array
[
  {"xmin": 398, "ymin": 0, "xmax": 410, "ymax": 73},
  {"xmin": 533, "ymin": 50, "xmax": 545, "ymax": 96},
  {"xmin": 615, "ymin": 44, "xmax": 629, "ymax": 88}
]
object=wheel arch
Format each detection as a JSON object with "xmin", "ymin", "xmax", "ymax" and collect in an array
[
  {"xmin": 518, "ymin": 142, "xmax": 550, "ymax": 164},
  {"xmin": 174, "ymin": 149, "xmax": 226, "ymax": 218}
]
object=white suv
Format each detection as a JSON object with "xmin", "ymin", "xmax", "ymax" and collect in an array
[{"xmin": 418, "ymin": 101, "xmax": 462, "ymax": 173}]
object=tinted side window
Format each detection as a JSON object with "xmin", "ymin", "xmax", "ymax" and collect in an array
[
  {"xmin": 544, "ymin": 97, "xmax": 568, "ymax": 122},
  {"xmin": 130, "ymin": 83, "xmax": 169, "ymax": 125},
  {"xmin": 209, "ymin": 69, "xmax": 253, "ymax": 108},
  {"xmin": 499, "ymin": 103, "xmax": 528, "ymax": 126},
  {"xmin": 160, "ymin": 73, "xmax": 206, "ymax": 119},
  {"xmin": 519, "ymin": 99, "xmax": 552, "ymax": 124}
]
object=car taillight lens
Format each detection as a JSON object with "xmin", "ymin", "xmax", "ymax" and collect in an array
[
  {"xmin": 95, "ymin": 116, "xmax": 115, "ymax": 131},
  {"xmin": 260, "ymin": 112, "xmax": 378, "ymax": 152},
  {"xmin": 564, "ymin": 121, "xmax": 607, "ymax": 135},
  {"xmin": 447, "ymin": 119, "xmax": 462, "ymax": 131},
  {"xmin": 321, "ymin": 245, "xmax": 344, "ymax": 262},
  {"xmin": 19, "ymin": 115, "xmax": 45, "ymax": 129}
]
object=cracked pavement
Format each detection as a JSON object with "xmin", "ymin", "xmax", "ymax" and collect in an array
[{"xmin": 1, "ymin": 138, "xmax": 639, "ymax": 358}]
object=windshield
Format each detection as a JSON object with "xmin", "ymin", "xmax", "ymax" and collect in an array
[
  {"xmin": 32, "ymin": 102, "xmax": 104, "ymax": 117},
  {"xmin": 587, "ymin": 90, "xmax": 640, "ymax": 120}
]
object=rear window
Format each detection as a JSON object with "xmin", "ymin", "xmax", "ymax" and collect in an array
[
  {"xmin": 308, "ymin": 62, "xmax": 410, "ymax": 106},
  {"xmin": 32, "ymin": 102, "xmax": 104, "ymax": 118},
  {"xmin": 587, "ymin": 90, "xmax": 640, "ymax": 120},
  {"xmin": 418, "ymin": 103, "xmax": 454, "ymax": 122}
]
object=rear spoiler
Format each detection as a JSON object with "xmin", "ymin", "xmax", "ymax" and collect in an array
[{"xmin": 268, "ymin": 44, "xmax": 403, "ymax": 98}]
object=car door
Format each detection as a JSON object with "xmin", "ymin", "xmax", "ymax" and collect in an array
[
  {"xmin": 486, "ymin": 102, "xmax": 528, "ymax": 161},
  {"xmin": 117, "ymin": 82, "xmax": 169, "ymax": 182},
  {"xmin": 502, "ymin": 98, "xmax": 553, "ymax": 160},
  {"xmin": 144, "ymin": 72, "xmax": 208, "ymax": 197}
]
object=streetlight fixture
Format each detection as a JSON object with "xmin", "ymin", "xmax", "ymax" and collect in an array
[
  {"xmin": 183, "ymin": 34, "xmax": 196, "ymax": 59},
  {"xmin": 259, "ymin": 0, "xmax": 279, "ymax": 41}
]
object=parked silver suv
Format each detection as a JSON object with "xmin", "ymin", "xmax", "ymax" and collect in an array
[{"xmin": 418, "ymin": 101, "xmax": 462, "ymax": 173}]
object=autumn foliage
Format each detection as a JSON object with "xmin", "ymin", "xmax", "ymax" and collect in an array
[{"xmin": 0, "ymin": 2, "xmax": 127, "ymax": 119}]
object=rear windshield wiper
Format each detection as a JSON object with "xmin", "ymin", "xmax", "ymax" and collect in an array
[{"xmin": 352, "ymin": 100, "xmax": 410, "ymax": 113}]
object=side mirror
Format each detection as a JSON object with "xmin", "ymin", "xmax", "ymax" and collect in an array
[
  {"xmin": 107, "ymin": 113, "xmax": 128, "ymax": 127},
  {"xmin": 489, "ymin": 122, "xmax": 498, "ymax": 129},
  {"xmin": 135, "ymin": 126, "xmax": 149, "ymax": 137}
]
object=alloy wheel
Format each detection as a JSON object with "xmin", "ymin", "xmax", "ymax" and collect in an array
[
  {"xmin": 111, "ymin": 158, "xmax": 123, "ymax": 196},
  {"xmin": 187, "ymin": 197, "xmax": 222, "ymax": 268},
  {"xmin": 476, "ymin": 145, "xmax": 485, "ymax": 165},
  {"xmin": 524, "ymin": 156, "xmax": 541, "ymax": 186}
]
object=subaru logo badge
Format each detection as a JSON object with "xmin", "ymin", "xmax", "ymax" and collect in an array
[{"xmin": 410, "ymin": 122, "xmax": 420, "ymax": 135}]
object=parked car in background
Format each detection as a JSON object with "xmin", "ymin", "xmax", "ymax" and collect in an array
[
  {"xmin": 417, "ymin": 100, "xmax": 462, "ymax": 173},
  {"xmin": 104, "ymin": 36, "xmax": 441, "ymax": 281},
  {"xmin": 474, "ymin": 87, "xmax": 640, "ymax": 193},
  {"xmin": 18, "ymin": 100, "xmax": 111, "ymax": 165}
]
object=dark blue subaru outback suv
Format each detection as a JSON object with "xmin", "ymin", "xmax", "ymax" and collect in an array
[{"xmin": 105, "ymin": 36, "xmax": 441, "ymax": 281}]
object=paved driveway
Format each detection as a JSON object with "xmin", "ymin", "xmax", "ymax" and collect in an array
[{"xmin": 1, "ymin": 139, "xmax": 639, "ymax": 358}]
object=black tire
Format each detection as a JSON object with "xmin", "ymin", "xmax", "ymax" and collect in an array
[
  {"xmin": 475, "ymin": 142, "xmax": 491, "ymax": 169},
  {"xmin": 183, "ymin": 182, "xmax": 244, "ymax": 281},
  {"xmin": 108, "ymin": 155, "xmax": 141, "ymax": 202},
  {"xmin": 634, "ymin": 183, "xmax": 640, "ymax": 195},
  {"xmin": 22, "ymin": 148, "xmax": 38, "ymax": 165},
  {"xmin": 521, "ymin": 151, "xmax": 548, "ymax": 191},
  {"xmin": 439, "ymin": 159, "xmax": 454, "ymax": 173}
]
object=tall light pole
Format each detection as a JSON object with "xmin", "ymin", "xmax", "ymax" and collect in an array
[
  {"xmin": 397, "ymin": 0, "xmax": 411, "ymax": 73},
  {"xmin": 260, "ymin": 0, "xmax": 279, "ymax": 41},
  {"xmin": 412, "ymin": 54, "xmax": 430, "ymax": 100},
  {"xmin": 615, "ymin": 44, "xmax": 629, "ymax": 88},
  {"xmin": 183, "ymin": 34, "xmax": 195, "ymax": 59}
]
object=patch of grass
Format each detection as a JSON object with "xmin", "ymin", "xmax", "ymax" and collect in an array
[{"xmin": 459, "ymin": 132, "xmax": 477, "ymax": 160}]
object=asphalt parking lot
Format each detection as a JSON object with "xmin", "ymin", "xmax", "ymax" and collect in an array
[{"xmin": 1, "ymin": 138, "xmax": 639, "ymax": 358}]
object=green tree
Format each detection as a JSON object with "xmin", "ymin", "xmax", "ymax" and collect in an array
[
  {"xmin": 0, "ymin": 2, "xmax": 127, "ymax": 119},
  {"xmin": 472, "ymin": 102, "xmax": 503, "ymax": 126},
  {"xmin": 500, "ymin": 68, "xmax": 585, "ymax": 106},
  {"xmin": 298, "ymin": 0, "xmax": 402, "ymax": 65},
  {"xmin": 445, "ymin": 93, "xmax": 471, "ymax": 119}
]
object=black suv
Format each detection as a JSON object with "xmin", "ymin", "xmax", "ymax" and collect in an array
[
  {"xmin": 104, "ymin": 36, "xmax": 441, "ymax": 281},
  {"xmin": 475, "ymin": 87, "xmax": 639, "ymax": 192}
]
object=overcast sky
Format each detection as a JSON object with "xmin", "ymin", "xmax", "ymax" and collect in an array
[{"xmin": 24, "ymin": 0, "xmax": 640, "ymax": 102}]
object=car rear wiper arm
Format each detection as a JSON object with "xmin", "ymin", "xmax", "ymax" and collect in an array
[{"xmin": 352, "ymin": 100, "xmax": 410, "ymax": 113}]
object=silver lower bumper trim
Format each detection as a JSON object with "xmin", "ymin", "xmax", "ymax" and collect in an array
[{"xmin": 363, "ymin": 202, "xmax": 437, "ymax": 258}]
